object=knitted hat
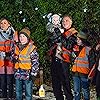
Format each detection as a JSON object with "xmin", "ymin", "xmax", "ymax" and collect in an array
[
  {"xmin": 77, "ymin": 31, "xmax": 87, "ymax": 39},
  {"xmin": 19, "ymin": 27, "xmax": 30, "ymax": 38}
]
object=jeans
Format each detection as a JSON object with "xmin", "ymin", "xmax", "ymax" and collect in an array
[
  {"xmin": 0, "ymin": 74, "xmax": 14, "ymax": 98},
  {"xmin": 15, "ymin": 79, "xmax": 33, "ymax": 100},
  {"xmin": 73, "ymin": 76, "xmax": 90, "ymax": 100}
]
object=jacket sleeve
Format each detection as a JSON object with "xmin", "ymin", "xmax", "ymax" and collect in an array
[
  {"xmin": 30, "ymin": 49, "xmax": 39, "ymax": 76},
  {"xmin": 46, "ymin": 22, "xmax": 54, "ymax": 33},
  {"xmin": 95, "ymin": 50, "xmax": 100, "ymax": 68},
  {"xmin": 6, "ymin": 41, "xmax": 15, "ymax": 62},
  {"xmin": 88, "ymin": 48, "xmax": 96, "ymax": 69}
]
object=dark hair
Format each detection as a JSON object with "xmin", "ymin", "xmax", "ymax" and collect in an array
[
  {"xmin": 80, "ymin": 38, "xmax": 90, "ymax": 46},
  {"xmin": 0, "ymin": 18, "xmax": 11, "ymax": 26},
  {"xmin": 80, "ymin": 28, "xmax": 90, "ymax": 46}
]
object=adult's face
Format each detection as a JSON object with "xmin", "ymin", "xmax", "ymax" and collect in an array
[
  {"xmin": 62, "ymin": 16, "xmax": 72, "ymax": 30},
  {"xmin": 0, "ymin": 19, "xmax": 10, "ymax": 31}
]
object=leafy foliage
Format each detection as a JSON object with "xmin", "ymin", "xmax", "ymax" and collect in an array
[{"xmin": 0, "ymin": 0, "xmax": 99, "ymax": 82}]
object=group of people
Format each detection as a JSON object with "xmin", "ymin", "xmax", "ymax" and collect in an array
[
  {"xmin": 46, "ymin": 14, "xmax": 100, "ymax": 100},
  {"xmin": 0, "ymin": 15, "xmax": 99, "ymax": 100},
  {"xmin": 0, "ymin": 18, "xmax": 39, "ymax": 100}
]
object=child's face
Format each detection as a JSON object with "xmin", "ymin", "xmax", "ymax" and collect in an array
[
  {"xmin": 62, "ymin": 16, "xmax": 72, "ymax": 30},
  {"xmin": 52, "ymin": 15, "xmax": 60, "ymax": 26},
  {"xmin": 19, "ymin": 34, "xmax": 28, "ymax": 45},
  {"xmin": 77, "ymin": 37, "xmax": 83, "ymax": 46},
  {"xmin": 0, "ymin": 19, "xmax": 10, "ymax": 31}
]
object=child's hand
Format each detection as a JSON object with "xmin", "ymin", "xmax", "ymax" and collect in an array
[{"xmin": 15, "ymin": 55, "xmax": 18, "ymax": 60}]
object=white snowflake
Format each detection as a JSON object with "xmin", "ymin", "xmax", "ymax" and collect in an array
[
  {"xmin": 35, "ymin": 7, "xmax": 38, "ymax": 10},
  {"xmin": 23, "ymin": 18, "xmax": 26, "ymax": 22},
  {"xmin": 84, "ymin": 8, "xmax": 87, "ymax": 12},
  {"xmin": 19, "ymin": 11, "xmax": 22, "ymax": 14}
]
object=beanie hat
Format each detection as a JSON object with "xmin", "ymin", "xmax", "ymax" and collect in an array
[
  {"xmin": 77, "ymin": 31, "xmax": 87, "ymax": 39},
  {"xmin": 19, "ymin": 27, "xmax": 30, "ymax": 38}
]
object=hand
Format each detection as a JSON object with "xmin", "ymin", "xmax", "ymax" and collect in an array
[
  {"xmin": 59, "ymin": 28, "xmax": 64, "ymax": 33},
  {"xmin": 96, "ymin": 44, "xmax": 100, "ymax": 50}
]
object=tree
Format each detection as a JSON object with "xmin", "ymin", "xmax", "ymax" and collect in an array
[{"xmin": 0, "ymin": 0, "xmax": 99, "ymax": 83}]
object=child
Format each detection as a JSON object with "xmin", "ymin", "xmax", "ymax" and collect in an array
[
  {"xmin": 72, "ymin": 30, "xmax": 95, "ymax": 100},
  {"xmin": 14, "ymin": 27, "xmax": 39, "ymax": 100},
  {"xmin": 0, "ymin": 18, "xmax": 15, "ymax": 99},
  {"xmin": 46, "ymin": 14, "xmax": 64, "ymax": 60}
]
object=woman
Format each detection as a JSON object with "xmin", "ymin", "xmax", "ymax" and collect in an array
[{"xmin": 0, "ymin": 18, "xmax": 15, "ymax": 99}]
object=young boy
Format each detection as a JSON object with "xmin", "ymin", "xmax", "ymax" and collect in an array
[{"xmin": 14, "ymin": 28, "xmax": 39, "ymax": 100}]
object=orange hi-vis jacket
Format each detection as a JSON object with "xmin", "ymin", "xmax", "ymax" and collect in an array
[
  {"xmin": 61, "ymin": 28, "xmax": 77, "ymax": 63},
  {"xmin": 72, "ymin": 46, "xmax": 91, "ymax": 74},
  {"xmin": 0, "ymin": 40, "xmax": 14, "ymax": 67},
  {"xmin": 5, "ymin": 40, "xmax": 13, "ymax": 52},
  {"xmin": 0, "ymin": 41, "xmax": 5, "ymax": 67},
  {"xmin": 0, "ymin": 41, "xmax": 5, "ymax": 51},
  {"xmin": 5, "ymin": 40, "xmax": 14, "ymax": 67},
  {"xmin": 63, "ymin": 28, "xmax": 78, "ymax": 38},
  {"xmin": 15, "ymin": 42, "xmax": 36, "ymax": 70},
  {"xmin": 62, "ymin": 47, "xmax": 71, "ymax": 63}
]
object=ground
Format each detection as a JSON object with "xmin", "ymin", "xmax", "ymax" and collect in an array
[
  {"xmin": 0, "ymin": 84, "xmax": 96, "ymax": 100},
  {"xmin": 32, "ymin": 84, "xmax": 97, "ymax": 100}
]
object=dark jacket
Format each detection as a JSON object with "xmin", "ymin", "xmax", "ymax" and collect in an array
[{"xmin": 95, "ymin": 50, "xmax": 100, "ymax": 69}]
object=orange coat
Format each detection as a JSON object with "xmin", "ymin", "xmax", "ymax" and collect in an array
[
  {"xmin": 15, "ymin": 42, "xmax": 36, "ymax": 70},
  {"xmin": 0, "ymin": 40, "xmax": 14, "ymax": 74},
  {"xmin": 72, "ymin": 46, "xmax": 91, "ymax": 74},
  {"xmin": 62, "ymin": 47, "xmax": 71, "ymax": 63},
  {"xmin": 63, "ymin": 28, "xmax": 77, "ymax": 38},
  {"xmin": 62, "ymin": 28, "xmax": 77, "ymax": 63},
  {"xmin": 4, "ymin": 40, "xmax": 14, "ymax": 67},
  {"xmin": 0, "ymin": 40, "xmax": 14, "ymax": 67}
]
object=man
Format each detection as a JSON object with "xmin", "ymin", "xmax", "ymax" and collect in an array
[{"xmin": 47, "ymin": 15, "xmax": 77, "ymax": 100}]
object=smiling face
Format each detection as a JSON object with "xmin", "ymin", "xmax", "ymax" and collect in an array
[
  {"xmin": 62, "ymin": 16, "xmax": 72, "ymax": 30},
  {"xmin": 0, "ymin": 19, "xmax": 10, "ymax": 31},
  {"xmin": 19, "ymin": 34, "xmax": 28, "ymax": 45}
]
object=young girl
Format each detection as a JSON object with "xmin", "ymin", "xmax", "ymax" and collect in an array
[
  {"xmin": 72, "ymin": 30, "xmax": 95, "ymax": 100},
  {"xmin": 14, "ymin": 28, "xmax": 39, "ymax": 100}
]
